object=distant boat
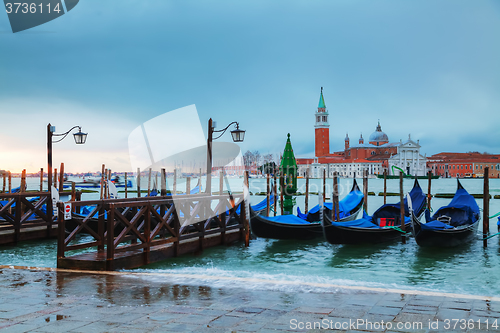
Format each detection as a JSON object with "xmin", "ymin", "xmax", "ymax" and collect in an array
[{"xmin": 411, "ymin": 180, "xmax": 480, "ymax": 247}]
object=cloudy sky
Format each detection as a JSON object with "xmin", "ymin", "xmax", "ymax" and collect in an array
[{"xmin": 1, "ymin": 0, "xmax": 499, "ymax": 173}]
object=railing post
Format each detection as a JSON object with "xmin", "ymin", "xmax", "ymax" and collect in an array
[
  {"xmin": 145, "ymin": 204, "xmax": 151, "ymax": 265},
  {"xmin": 98, "ymin": 203, "xmax": 105, "ymax": 252},
  {"xmin": 173, "ymin": 208, "xmax": 180, "ymax": 257},
  {"xmin": 57, "ymin": 202, "xmax": 65, "ymax": 260},
  {"xmin": 14, "ymin": 194, "xmax": 21, "ymax": 243},
  {"xmin": 106, "ymin": 203, "xmax": 114, "ymax": 270}
]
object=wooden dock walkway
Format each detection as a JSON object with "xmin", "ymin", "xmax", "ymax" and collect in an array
[
  {"xmin": 0, "ymin": 191, "xmax": 58, "ymax": 245},
  {"xmin": 57, "ymin": 193, "xmax": 249, "ymax": 271}
]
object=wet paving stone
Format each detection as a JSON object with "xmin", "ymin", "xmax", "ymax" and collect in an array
[{"xmin": 1, "ymin": 267, "xmax": 500, "ymax": 332}]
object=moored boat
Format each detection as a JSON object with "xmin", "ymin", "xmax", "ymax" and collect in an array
[
  {"xmin": 250, "ymin": 180, "xmax": 364, "ymax": 240},
  {"xmin": 322, "ymin": 179, "xmax": 426, "ymax": 244},
  {"xmin": 411, "ymin": 180, "xmax": 480, "ymax": 247}
]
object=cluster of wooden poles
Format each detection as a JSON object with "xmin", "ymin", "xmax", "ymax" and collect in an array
[{"xmin": 260, "ymin": 167, "xmax": 494, "ymax": 247}]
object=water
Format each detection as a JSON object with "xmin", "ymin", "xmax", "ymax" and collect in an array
[{"xmin": 2, "ymin": 176, "xmax": 500, "ymax": 297}]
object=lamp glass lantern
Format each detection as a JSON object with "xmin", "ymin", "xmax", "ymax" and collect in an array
[
  {"xmin": 73, "ymin": 130, "xmax": 88, "ymax": 144},
  {"xmin": 230, "ymin": 128, "xmax": 245, "ymax": 142}
]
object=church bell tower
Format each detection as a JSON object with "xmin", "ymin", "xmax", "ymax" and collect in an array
[{"xmin": 315, "ymin": 87, "xmax": 330, "ymax": 157}]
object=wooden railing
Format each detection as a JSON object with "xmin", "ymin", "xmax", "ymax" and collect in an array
[
  {"xmin": 57, "ymin": 193, "xmax": 247, "ymax": 269},
  {"xmin": 0, "ymin": 192, "xmax": 54, "ymax": 242}
]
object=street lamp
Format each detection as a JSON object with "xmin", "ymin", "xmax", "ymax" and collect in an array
[
  {"xmin": 206, "ymin": 118, "xmax": 245, "ymax": 194},
  {"xmin": 47, "ymin": 123, "xmax": 87, "ymax": 215}
]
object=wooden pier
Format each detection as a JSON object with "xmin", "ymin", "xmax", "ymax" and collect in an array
[
  {"xmin": 0, "ymin": 191, "xmax": 57, "ymax": 244},
  {"xmin": 57, "ymin": 193, "xmax": 249, "ymax": 271}
]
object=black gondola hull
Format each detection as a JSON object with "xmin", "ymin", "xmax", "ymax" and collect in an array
[
  {"xmin": 322, "ymin": 220, "xmax": 411, "ymax": 244},
  {"xmin": 411, "ymin": 214, "xmax": 479, "ymax": 247},
  {"xmin": 251, "ymin": 205, "xmax": 362, "ymax": 240}
]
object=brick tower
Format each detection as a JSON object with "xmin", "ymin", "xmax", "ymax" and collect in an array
[{"xmin": 314, "ymin": 87, "xmax": 330, "ymax": 157}]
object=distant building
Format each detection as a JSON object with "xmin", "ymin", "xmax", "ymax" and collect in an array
[
  {"xmin": 388, "ymin": 136, "xmax": 427, "ymax": 176},
  {"xmin": 297, "ymin": 88, "xmax": 427, "ymax": 178},
  {"xmin": 428, "ymin": 152, "xmax": 500, "ymax": 178}
]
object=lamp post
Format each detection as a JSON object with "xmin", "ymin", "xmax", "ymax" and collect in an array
[
  {"xmin": 47, "ymin": 123, "xmax": 87, "ymax": 218},
  {"xmin": 206, "ymin": 118, "xmax": 245, "ymax": 194}
]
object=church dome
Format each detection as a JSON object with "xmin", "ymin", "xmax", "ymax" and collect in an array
[{"xmin": 369, "ymin": 121, "xmax": 389, "ymax": 145}]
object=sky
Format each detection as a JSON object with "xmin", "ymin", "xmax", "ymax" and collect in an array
[{"xmin": 1, "ymin": 0, "xmax": 499, "ymax": 173}]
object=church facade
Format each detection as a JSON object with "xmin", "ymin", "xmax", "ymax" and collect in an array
[{"xmin": 297, "ymin": 88, "xmax": 428, "ymax": 178}]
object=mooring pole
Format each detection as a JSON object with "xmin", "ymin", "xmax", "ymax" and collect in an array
[
  {"xmin": 383, "ymin": 169, "xmax": 387, "ymax": 205},
  {"xmin": 266, "ymin": 173, "xmax": 270, "ymax": 217},
  {"xmin": 333, "ymin": 171, "xmax": 339, "ymax": 221},
  {"xmin": 59, "ymin": 163, "xmax": 64, "ymax": 193},
  {"xmin": 483, "ymin": 167, "xmax": 490, "ymax": 247},
  {"xmin": 173, "ymin": 169, "xmax": 177, "ymax": 195},
  {"xmin": 323, "ymin": 168, "xmax": 326, "ymax": 205},
  {"xmin": 39, "ymin": 168, "xmax": 43, "ymax": 192},
  {"xmin": 363, "ymin": 169, "xmax": 368, "ymax": 212},
  {"xmin": 8, "ymin": 171, "xmax": 11, "ymax": 193},
  {"xmin": 186, "ymin": 177, "xmax": 191, "ymax": 194},
  {"xmin": 243, "ymin": 171, "xmax": 250, "ymax": 247},
  {"xmin": 124, "ymin": 172, "xmax": 128, "ymax": 198},
  {"xmin": 54, "ymin": 168, "xmax": 57, "ymax": 188},
  {"xmin": 399, "ymin": 172, "xmax": 406, "ymax": 244},
  {"xmin": 427, "ymin": 171, "xmax": 432, "ymax": 210},
  {"xmin": 136, "ymin": 167, "xmax": 141, "ymax": 198},
  {"xmin": 219, "ymin": 170, "xmax": 224, "ymax": 195},
  {"xmin": 100, "ymin": 164, "xmax": 105, "ymax": 199},
  {"xmin": 280, "ymin": 174, "xmax": 284, "ymax": 215},
  {"xmin": 305, "ymin": 169, "xmax": 309, "ymax": 213},
  {"xmin": 148, "ymin": 168, "xmax": 152, "ymax": 196},
  {"xmin": 161, "ymin": 168, "xmax": 167, "ymax": 196},
  {"xmin": 273, "ymin": 168, "xmax": 277, "ymax": 217}
]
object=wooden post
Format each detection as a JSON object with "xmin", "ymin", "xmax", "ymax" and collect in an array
[
  {"xmin": 199, "ymin": 168, "xmax": 203, "ymax": 190},
  {"xmin": 75, "ymin": 191, "xmax": 81, "ymax": 214},
  {"xmin": 266, "ymin": 173, "xmax": 270, "ymax": 217},
  {"xmin": 71, "ymin": 182, "xmax": 76, "ymax": 203},
  {"xmin": 427, "ymin": 171, "xmax": 432, "ymax": 210},
  {"xmin": 280, "ymin": 174, "xmax": 284, "ymax": 215},
  {"xmin": 100, "ymin": 164, "xmax": 105, "ymax": 199},
  {"xmin": 363, "ymin": 169, "xmax": 368, "ymax": 212},
  {"xmin": 54, "ymin": 168, "xmax": 57, "ymax": 188},
  {"xmin": 20, "ymin": 169, "xmax": 26, "ymax": 192},
  {"xmin": 155, "ymin": 171, "xmax": 158, "ymax": 192},
  {"xmin": 173, "ymin": 169, "xmax": 177, "ymax": 195},
  {"xmin": 8, "ymin": 171, "xmax": 11, "ymax": 193},
  {"xmin": 161, "ymin": 168, "xmax": 167, "ymax": 196},
  {"xmin": 322, "ymin": 169, "xmax": 326, "ymax": 204},
  {"xmin": 136, "ymin": 167, "xmax": 141, "ymax": 198},
  {"xmin": 39, "ymin": 168, "xmax": 43, "ymax": 192},
  {"xmin": 383, "ymin": 169, "xmax": 387, "ymax": 205},
  {"xmin": 483, "ymin": 167, "xmax": 490, "ymax": 247},
  {"xmin": 124, "ymin": 172, "xmax": 128, "ymax": 198},
  {"xmin": 219, "ymin": 171, "xmax": 224, "ymax": 195},
  {"xmin": 57, "ymin": 202, "xmax": 65, "ymax": 259},
  {"xmin": 2, "ymin": 171, "xmax": 5, "ymax": 193},
  {"xmin": 107, "ymin": 169, "xmax": 111, "ymax": 199},
  {"xmin": 106, "ymin": 203, "xmax": 115, "ymax": 270},
  {"xmin": 399, "ymin": 172, "xmax": 406, "ymax": 244},
  {"xmin": 305, "ymin": 169, "xmax": 309, "ymax": 213},
  {"xmin": 144, "ymin": 205, "xmax": 151, "ymax": 265},
  {"xmin": 186, "ymin": 177, "xmax": 191, "ymax": 194},
  {"xmin": 59, "ymin": 163, "xmax": 64, "ymax": 193},
  {"xmin": 243, "ymin": 171, "xmax": 250, "ymax": 247},
  {"xmin": 273, "ymin": 170, "xmax": 277, "ymax": 217},
  {"xmin": 333, "ymin": 171, "xmax": 339, "ymax": 221}
]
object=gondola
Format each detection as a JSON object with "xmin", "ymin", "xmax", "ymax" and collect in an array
[
  {"xmin": 250, "ymin": 180, "xmax": 364, "ymax": 240},
  {"xmin": 411, "ymin": 180, "xmax": 480, "ymax": 247},
  {"xmin": 322, "ymin": 178, "xmax": 426, "ymax": 244}
]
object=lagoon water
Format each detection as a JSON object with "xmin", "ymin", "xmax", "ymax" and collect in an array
[{"xmin": 2, "ymin": 176, "xmax": 500, "ymax": 297}]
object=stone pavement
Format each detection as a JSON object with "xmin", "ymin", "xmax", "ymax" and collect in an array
[{"xmin": 0, "ymin": 266, "xmax": 499, "ymax": 332}]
